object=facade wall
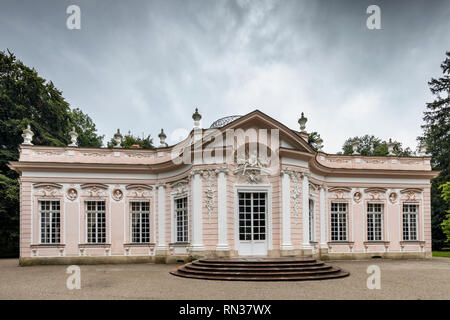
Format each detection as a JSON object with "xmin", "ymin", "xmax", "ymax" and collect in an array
[
  {"xmin": 18, "ymin": 170, "xmax": 432, "ymax": 264},
  {"xmin": 13, "ymin": 113, "xmax": 435, "ymax": 264}
]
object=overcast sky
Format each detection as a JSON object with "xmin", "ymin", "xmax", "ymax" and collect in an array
[{"xmin": 1, "ymin": 0, "xmax": 449, "ymax": 152}]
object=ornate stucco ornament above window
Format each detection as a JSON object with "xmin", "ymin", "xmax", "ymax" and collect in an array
[
  {"xmin": 80, "ymin": 183, "xmax": 109, "ymax": 197},
  {"xmin": 400, "ymin": 188, "xmax": 423, "ymax": 201},
  {"xmin": 328, "ymin": 187, "xmax": 352, "ymax": 199},
  {"xmin": 364, "ymin": 187, "xmax": 387, "ymax": 200},
  {"xmin": 170, "ymin": 179, "xmax": 189, "ymax": 196},
  {"xmin": 125, "ymin": 184, "xmax": 153, "ymax": 198},
  {"xmin": 33, "ymin": 183, "xmax": 63, "ymax": 197},
  {"xmin": 234, "ymin": 150, "xmax": 271, "ymax": 184}
]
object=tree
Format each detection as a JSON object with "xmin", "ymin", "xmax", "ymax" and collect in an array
[
  {"xmin": 341, "ymin": 135, "xmax": 413, "ymax": 156},
  {"xmin": 69, "ymin": 108, "xmax": 104, "ymax": 148},
  {"xmin": 419, "ymin": 51, "xmax": 450, "ymax": 250},
  {"xmin": 439, "ymin": 182, "xmax": 450, "ymax": 244},
  {"xmin": 0, "ymin": 49, "xmax": 104, "ymax": 256},
  {"xmin": 107, "ymin": 131, "xmax": 154, "ymax": 149}
]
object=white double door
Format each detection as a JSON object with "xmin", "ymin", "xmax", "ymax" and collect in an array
[{"xmin": 237, "ymin": 192, "xmax": 268, "ymax": 256}]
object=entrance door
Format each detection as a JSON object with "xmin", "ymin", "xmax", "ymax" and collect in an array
[{"xmin": 237, "ymin": 192, "xmax": 268, "ymax": 256}]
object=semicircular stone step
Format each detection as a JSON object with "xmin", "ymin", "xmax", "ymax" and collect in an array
[
  {"xmin": 191, "ymin": 261, "xmax": 325, "ymax": 268},
  {"xmin": 170, "ymin": 257, "xmax": 349, "ymax": 281},
  {"xmin": 197, "ymin": 258, "xmax": 317, "ymax": 264},
  {"xmin": 177, "ymin": 266, "xmax": 342, "ymax": 277},
  {"xmin": 185, "ymin": 263, "xmax": 332, "ymax": 272}
]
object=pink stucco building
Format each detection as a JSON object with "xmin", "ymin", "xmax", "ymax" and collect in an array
[{"xmin": 9, "ymin": 110, "xmax": 438, "ymax": 265}]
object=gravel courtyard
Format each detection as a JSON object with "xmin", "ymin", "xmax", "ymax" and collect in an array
[{"xmin": 0, "ymin": 258, "xmax": 449, "ymax": 299}]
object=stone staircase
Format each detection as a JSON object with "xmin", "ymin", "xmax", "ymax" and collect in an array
[{"xmin": 169, "ymin": 257, "xmax": 349, "ymax": 281}]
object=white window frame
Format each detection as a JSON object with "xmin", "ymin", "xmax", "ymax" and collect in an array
[
  {"xmin": 309, "ymin": 199, "xmax": 315, "ymax": 242},
  {"xmin": 402, "ymin": 203, "xmax": 419, "ymax": 241},
  {"xmin": 174, "ymin": 195, "xmax": 189, "ymax": 243},
  {"xmin": 85, "ymin": 200, "xmax": 106, "ymax": 244},
  {"xmin": 367, "ymin": 202, "xmax": 383, "ymax": 241},
  {"xmin": 39, "ymin": 200, "xmax": 61, "ymax": 244},
  {"xmin": 330, "ymin": 202, "xmax": 348, "ymax": 241},
  {"xmin": 130, "ymin": 200, "xmax": 150, "ymax": 243}
]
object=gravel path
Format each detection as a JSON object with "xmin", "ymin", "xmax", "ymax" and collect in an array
[{"xmin": 0, "ymin": 258, "xmax": 448, "ymax": 299}]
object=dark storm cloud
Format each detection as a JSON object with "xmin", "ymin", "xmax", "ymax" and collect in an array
[{"xmin": 1, "ymin": 0, "xmax": 449, "ymax": 151}]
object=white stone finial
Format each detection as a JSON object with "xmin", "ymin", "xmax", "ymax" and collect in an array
[
  {"xmin": 68, "ymin": 127, "xmax": 78, "ymax": 147},
  {"xmin": 21, "ymin": 124, "xmax": 34, "ymax": 145},
  {"xmin": 352, "ymin": 140, "xmax": 360, "ymax": 155},
  {"xmin": 158, "ymin": 128, "xmax": 167, "ymax": 147},
  {"xmin": 113, "ymin": 129, "xmax": 123, "ymax": 148},
  {"xmin": 298, "ymin": 112, "xmax": 307, "ymax": 133},
  {"xmin": 192, "ymin": 108, "xmax": 202, "ymax": 129},
  {"xmin": 387, "ymin": 138, "xmax": 394, "ymax": 156}
]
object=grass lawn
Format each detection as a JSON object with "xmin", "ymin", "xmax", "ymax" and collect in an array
[{"xmin": 433, "ymin": 251, "xmax": 450, "ymax": 258}]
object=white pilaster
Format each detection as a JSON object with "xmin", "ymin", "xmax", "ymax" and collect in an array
[
  {"xmin": 281, "ymin": 171, "xmax": 293, "ymax": 250},
  {"xmin": 302, "ymin": 173, "xmax": 311, "ymax": 248},
  {"xmin": 319, "ymin": 185, "xmax": 327, "ymax": 248},
  {"xmin": 216, "ymin": 169, "xmax": 229, "ymax": 251},
  {"xmin": 191, "ymin": 171, "xmax": 204, "ymax": 251},
  {"xmin": 156, "ymin": 184, "xmax": 166, "ymax": 251}
]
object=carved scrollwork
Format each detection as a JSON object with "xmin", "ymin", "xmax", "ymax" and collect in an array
[
  {"xmin": 170, "ymin": 180, "xmax": 188, "ymax": 196},
  {"xmin": 400, "ymin": 188, "xmax": 423, "ymax": 201},
  {"xmin": 34, "ymin": 183, "xmax": 63, "ymax": 197},
  {"xmin": 125, "ymin": 184, "xmax": 152, "ymax": 198},
  {"xmin": 328, "ymin": 187, "xmax": 351, "ymax": 199},
  {"xmin": 364, "ymin": 187, "xmax": 387, "ymax": 200},
  {"xmin": 234, "ymin": 150, "xmax": 270, "ymax": 184},
  {"xmin": 203, "ymin": 170, "xmax": 215, "ymax": 221},
  {"xmin": 80, "ymin": 183, "xmax": 109, "ymax": 197}
]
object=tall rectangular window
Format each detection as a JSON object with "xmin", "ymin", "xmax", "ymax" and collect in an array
[
  {"xmin": 131, "ymin": 201, "xmax": 150, "ymax": 243},
  {"xmin": 86, "ymin": 201, "xmax": 106, "ymax": 244},
  {"xmin": 403, "ymin": 203, "xmax": 418, "ymax": 241},
  {"xmin": 40, "ymin": 200, "xmax": 60, "ymax": 244},
  {"xmin": 309, "ymin": 199, "xmax": 315, "ymax": 242},
  {"xmin": 175, "ymin": 197, "xmax": 188, "ymax": 242},
  {"xmin": 367, "ymin": 203, "xmax": 383, "ymax": 241},
  {"xmin": 331, "ymin": 202, "xmax": 348, "ymax": 241}
]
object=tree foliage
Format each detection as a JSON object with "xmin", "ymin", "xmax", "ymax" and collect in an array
[
  {"xmin": 308, "ymin": 131, "xmax": 322, "ymax": 151},
  {"xmin": 418, "ymin": 51, "xmax": 450, "ymax": 250},
  {"xmin": 0, "ymin": 50, "xmax": 104, "ymax": 256},
  {"xmin": 107, "ymin": 131, "xmax": 154, "ymax": 149},
  {"xmin": 341, "ymin": 135, "xmax": 413, "ymax": 156},
  {"xmin": 439, "ymin": 182, "xmax": 450, "ymax": 244}
]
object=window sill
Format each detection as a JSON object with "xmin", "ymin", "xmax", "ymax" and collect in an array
[
  {"xmin": 327, "ymin": 241, "xmax": 354, "ymax": 245},
  {"xmin": 169, "ymin": 242, "xmax": 190, "ymax": 247},
  {"xmin": 400, "ymin": 241, "xmax": 425, "ymax": 246},
  {"xmin": 363, "ymin": 241, "xmax": 390, "ymax": 245},
  {"xmin": 31, "ymin": 244, "xmax": 65, "ymax": 249},
  {"xmin": 124, "ymin": 243, "xmax": 155, "ymax": 247},
  {"xmin": 78, "ymin": 243, "xmax": 111, "ymax": 248}
]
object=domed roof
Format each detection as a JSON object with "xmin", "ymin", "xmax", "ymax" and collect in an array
[{"xmin": 210, "ymin": 115, "xmax": 242, "ymax": 128}]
